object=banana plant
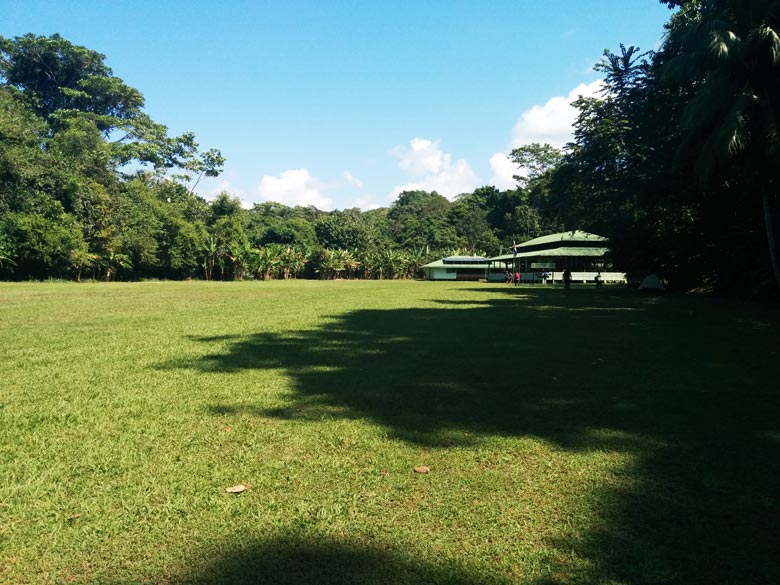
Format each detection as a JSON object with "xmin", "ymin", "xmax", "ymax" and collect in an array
[
  {"xmin": 255, "ymin": 243, "xmax": 284, "ymax": 280},
  {"xmin": 203, "ymin": 236, "xmax": 218, "ymax": 281},
  {"xmin": 227, "ymin": 241, "xmax": 252, "ymax": 281},
  {"xmin": 69, "ymin": 248, "xmax": 99, "ymax": 282},
  {"xmin": 100, "ymin": 250, "xmax": 132, "ymax": 282}
]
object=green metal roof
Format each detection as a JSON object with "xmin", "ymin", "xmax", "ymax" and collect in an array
[
  {"xmin": 518, "ymin": 231, "xmax": 606, "ymax": 248},
  {"xmin": 489, "ymin": 246, "xmax": 610, "ymax": 262}
]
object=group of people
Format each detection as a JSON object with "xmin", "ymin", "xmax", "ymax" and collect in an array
[
  {"xmin": 562, "ymin": 269, "xmax": 571, "ymax": 288},
  {"xmin": 505, "ymin": 269, "xmax": 604, "ymax": 288},
  {"xmin": 504, "ymin": 270, "xmax": 522, "ymax": 286}
]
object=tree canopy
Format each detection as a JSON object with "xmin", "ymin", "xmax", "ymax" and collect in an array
[{"xmin": 1, "ymin": 14, "xmax": 778, "ymax": 297}]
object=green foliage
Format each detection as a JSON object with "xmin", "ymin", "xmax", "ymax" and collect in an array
[
  {"xmin": 0, "ymin": 211, "xmax": 85, "ymax": 279},
  {"xmin": 211, "ymin": 213, "xmax": 250, "ymax": 281},
  {"xmin": 662, "ymin": 0, "xmax": 780, "ymax": 288},
  {"xmin": 0, "ymin": 33, "xmax": 225, "ymax": 282},
  {"xmin": 448, "ymin": 194, "xmax": 500, "ymax": 254},
  {"xmin": 0, "ymin": 87, "xmax": 61, "ymax": 215},
  {"xmin": 315, "ymin": 209, "xmax": 375, "ymax": 250},
  {"xmin": 247, "ymin": 202, "xmax": 319, "ymax": 248},
  {"xmin": 313, "ymin": 248, "xmax": 361, "ymax": 279},
  {"xmin": 6, "ymin": 22, "xmax": 778, "ymax": 294},
  {"xmin": 387, "ymin": 190, "xmax": 456, "ymax": 250},
  {"xmin": 157, "ymin": 216, "xmax": 207, "ymax": 278},
  {"xmin": 0, "ymin": 33, "xmax": 138, "ymax": 122},
  {"xmin": 209, "ymin": 191, "xmax": 244, "ymax": 220},
  {"xmin": 507, "ymin": 2, "xmax": 780, "ymax": 296},
  {"xmin": 68, "ymin": 246, "xmax": 99, "ymax": 282},
  {"xmin": 508, "ymin": 142, "xmax": 563, "ymax": 187}
]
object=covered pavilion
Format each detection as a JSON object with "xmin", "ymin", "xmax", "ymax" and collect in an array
[{"xmin": 487, "ymin": 231, "xmax": 626, "ymax": 283}]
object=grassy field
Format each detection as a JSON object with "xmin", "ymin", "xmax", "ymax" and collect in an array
[{"xmin": 1, "ymin": 280, "xmax": 779, "ymax": 584}]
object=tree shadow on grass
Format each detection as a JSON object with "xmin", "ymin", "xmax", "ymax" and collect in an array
[
  {"xmin": 160, "ymin": 288, "xmax": 780, "ymax": 584},
  {"xmin": 170, "ymin": 533, "xmax": 508, "ymax": 585}
]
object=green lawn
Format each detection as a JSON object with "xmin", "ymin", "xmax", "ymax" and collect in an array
[{"xmin": 1, "ymin": 280, "xmax": 778, "ymax": 584}]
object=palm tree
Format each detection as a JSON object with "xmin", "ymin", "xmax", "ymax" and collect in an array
[{"xmin": 663, "ymin": 0, "xmax": 780, "ymax": 289}]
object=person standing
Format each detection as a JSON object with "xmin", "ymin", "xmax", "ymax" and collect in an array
[{"xmin": 563, "ymin": 268, "xmax": 572, "ymax": 289}]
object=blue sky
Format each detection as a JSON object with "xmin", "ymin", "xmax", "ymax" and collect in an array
[{"xmin": 2, "ymin": 1, "xmax": 675, "ymax": 210}]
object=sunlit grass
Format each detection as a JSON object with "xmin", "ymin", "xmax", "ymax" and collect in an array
[{"xmin": 1, "ymin": 281, "xmax": 778, "ymax": 584}]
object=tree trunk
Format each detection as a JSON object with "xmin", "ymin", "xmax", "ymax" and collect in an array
[{"xmin": 762, "ymin": 188, "xmax": 780, "ymax": 291}]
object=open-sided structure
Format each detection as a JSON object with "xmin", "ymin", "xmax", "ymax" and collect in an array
[{"xmin": 487, "ymin": 231, "xmax": 626, "ymax": 283}]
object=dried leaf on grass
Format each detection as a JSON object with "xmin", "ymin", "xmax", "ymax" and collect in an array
[
  {"xmin": 225, "ymin": 484, "xmax": 250, "ymax": 494},
  {"xmin": 413, "ymin": 466, "xmax": 430, "ymax": 474}
]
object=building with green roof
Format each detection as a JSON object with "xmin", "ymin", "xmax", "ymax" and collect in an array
[
  {"xmin": 421, "ymin": 256, "xmax": 492, "ymax": 281},
  {"xmin": 488, "ymin": 231, "xmax": 625, "ymax": 284},
  {"xmin": 421, "ymin": 232, "xmax": 625, "ymax": 283}
]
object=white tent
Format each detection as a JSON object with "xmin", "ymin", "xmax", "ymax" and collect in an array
[{"xmin": 638, "ymin": 274, "xmax": 665, "ymax": 291}]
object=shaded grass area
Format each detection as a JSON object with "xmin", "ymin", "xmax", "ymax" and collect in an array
[{"xmin": 1, "ymin": 281, "xmax": 779, "ymax": 584}]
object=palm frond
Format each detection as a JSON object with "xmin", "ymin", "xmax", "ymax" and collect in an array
[
  {"xmin": 691, "ymin": 91, "xmax": 755, "ymax": 179},
  {"xmin": 680, "ymin": 67, "xmax": 746, "ymax": 131},
  {"xmin": 746, "ymin": 24, "xmax": 780, "ymax": 65},
  {"xmin": 708, "ymin": 29, "xmax": 739, "ymax": 61},
  {"xmin": 761, "ymin": 112, "xmax": 780, "ymax": 158}
]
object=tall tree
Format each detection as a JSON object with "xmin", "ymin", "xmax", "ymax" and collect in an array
[
  {"xmin": 315, "ymin": 208, "xmax": 378, "ymax": 251},
  {"xmin": 448, "ymin": 194, "xmax": 500, "ymax": 254},
  {"xmin": 662, "ymin": 0, "xmax": 780, "ymax": 289},
  {"xmin": 0, "ymin": 34, "xmax": 224, "ymax": 182},
  {"xmin": 0, "ymin": 33, "xmax": 141, "ymax": 123},
  {"xmin": 508, "ymin": 143, "xmax": 563, "ymax": 187},
  {"xmin": 387, "ymin": 190, "xmax": 456, "ymax": 250}
]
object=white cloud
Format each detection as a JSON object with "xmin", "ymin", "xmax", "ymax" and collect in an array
[
  {"xmin": 488, "ymin": 153, "xmax": 520, "ymax": 190},
  {"xmin": 209, "ymin": 180, "xmax": 230, "ymax": 196},
  {"xmin": 206, "ymin": 180, "xmax": 252, "ymax": 209},
  {"xmin": 257, "ymin": 168, "xmax": 334, "ymax": 210},
  {"xmin": 208, "ymin": 180, "xmax": 242, "ymax": 198},
  {"xmin": 342, "ymin": 170, "xmax": 364, "ymax": 189},
  {"xmin": 510, "ymin": 80, "xmax": 603, "ymax": 148},
  {"xmin": 348, "ymin": 196, "xmax": 383, "ymax": 211},
  {"xmin": 389, "ymin": 138, "xmax": 479, "ymax": 200},
  {"xmin": 391, "ymin": 138, "xmax": 450, "ymax": 177}
]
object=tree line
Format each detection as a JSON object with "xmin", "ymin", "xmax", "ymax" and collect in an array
[
  {"xmin": 0, "ymin": 34, "xmax": 557, "ymax": 282},
  {"xmin": 543, "ymin": 0, "xmax": 780, "ymax": 297},
  {"xmin": 2, "ymin": 0, "xmax": 779, "ymax": 297}
]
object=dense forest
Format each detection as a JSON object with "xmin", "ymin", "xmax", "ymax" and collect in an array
[{"xmin": 1, "ymin": 0, "xmax": 779, "ymax": 297}]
